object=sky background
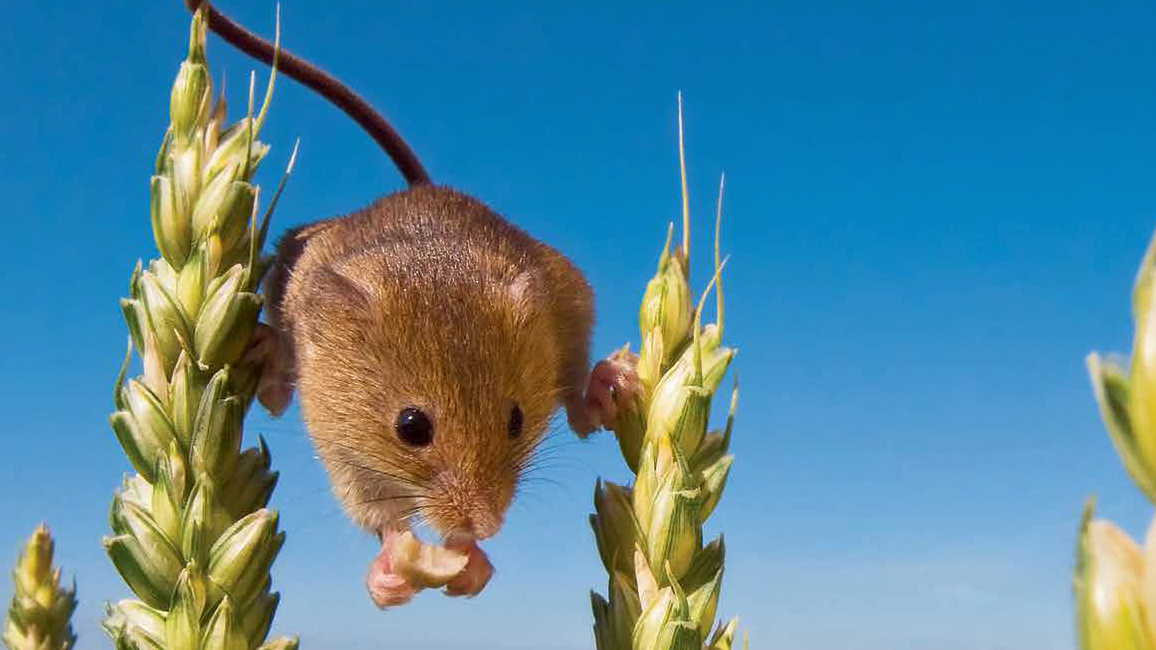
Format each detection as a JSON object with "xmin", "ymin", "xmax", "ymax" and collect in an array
[{"xmin": 2, "ymin": 0, "xmax": 1156, "ymax": 648}]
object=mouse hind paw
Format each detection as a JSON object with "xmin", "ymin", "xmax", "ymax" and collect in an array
[{"xmin": 568, "ymin": 350, "xmax": 641, "ymax": 436}]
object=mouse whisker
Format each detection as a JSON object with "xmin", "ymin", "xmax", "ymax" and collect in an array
[
  {"xmin": 325, "ymin": 457, "xmax": 433, "ymax": 497},
  {"xmin": 349, "ymin": 494, "xmax": 424, "ymax": 508},
  {"xmin": 393, "ymin": 504, "xmax": 436, "ymax": 531},
  {"xmin": 306, "ymin": 434, "xmax": 433, "ymax": 483},
  {"xmin": 514, "ymin": 476, "xmax": 564, "ymax": 498}
]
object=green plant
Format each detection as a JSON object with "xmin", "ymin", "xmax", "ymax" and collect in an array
[
  {"xmin": 101, "ymin": 8, "xmax": 298, "ymax": 649},
  {"xmin": 3, "ymin": 525, "xmax": 76, "ymax": 650},
  {"xmin": 1077, "ymin": 232, "xmax": 1156, "ymax": 648},
  {"xmin": 589, "ymin": 97, "xmax": 747, "ymax": 650}
]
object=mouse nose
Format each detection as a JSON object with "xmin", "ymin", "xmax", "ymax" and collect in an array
[
  {"xmin": 434, "ymin": 471, "xmax": 509, "ymax": 539},
  {"xmin": 465, "ymin": 510, "xmax": 502, "ymax": 540}
]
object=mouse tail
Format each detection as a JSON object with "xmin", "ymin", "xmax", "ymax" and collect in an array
[{"xmin": 184, "ymin": 0, "xmax": 432, "ymax": 187}]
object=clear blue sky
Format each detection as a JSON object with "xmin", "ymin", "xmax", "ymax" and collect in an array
[{"xmin": 2, "ymin": 1, "xmax": 1155, "ymax": 648}]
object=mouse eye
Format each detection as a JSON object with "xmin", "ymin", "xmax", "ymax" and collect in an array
[
  {"xmin": 508, "ymin": 404, "xmax": 524, "ymax": 439},
  {"xmin": 396, "ymin": 407, "xmax": 433, "ymax": 446}
]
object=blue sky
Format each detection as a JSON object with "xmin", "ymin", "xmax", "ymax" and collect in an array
[{"xmin": 3, "ymin": 0, "xmax": 1156, "ymax": 648}]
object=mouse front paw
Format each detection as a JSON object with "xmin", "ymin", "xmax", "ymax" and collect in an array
[
  {"xmin": 443, "ymin": 536, "xmax": 494, "ymax": 598},
  {"xmin": 244, "ymin": 323, "xmax": 295, "ymax": 416},
  {"xmin": 569, "ymin": 350, "xmax": 641, "ymax": 436},
  {"xmin": 366, "ymin": 530, "xmax": 493, "ymax": 608},
  {"xmin": 366, "ymin": 535, "xmax": 420, "ymax": 608}
]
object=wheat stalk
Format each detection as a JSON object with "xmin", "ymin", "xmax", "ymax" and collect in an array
[
  {"xmin": 590, "ymin": 95, "xmax": 747, "ymax": 650},
  {"xmin": 101, "ymin": 9, "xmax": 298, "ymax": 649}
]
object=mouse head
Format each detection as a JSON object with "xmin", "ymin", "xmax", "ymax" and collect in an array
[{"xmin": 294, "ymin": 250, "xmax": 559, "ymax": 541}]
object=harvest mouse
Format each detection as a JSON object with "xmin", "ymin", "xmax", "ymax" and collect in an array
[{"xmin": 187, "ymin": 1, "xmax": 639, "ymax": 607}]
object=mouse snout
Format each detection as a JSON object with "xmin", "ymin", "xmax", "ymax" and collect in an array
[
  {"xmin": 453, "ymin": 492, "xmax": 504, "ymax": 540},
  {"xmin": 463, "ymin": 510, "xmax": 502, "ymax": 540},
  {"xmin": 434, "ymin": 471, "xmax": 509, "ymax": 540},
  {"xmin": 440, "ymin": 500, "xmax": 504, "ymax": 540}
]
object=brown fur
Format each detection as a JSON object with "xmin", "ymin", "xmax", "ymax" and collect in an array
[{"xmin": 266, "ymin": 185, "xmax": 594, "ymax": 538}]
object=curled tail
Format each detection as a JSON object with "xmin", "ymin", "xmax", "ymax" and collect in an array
[{"xmin": 185, "ymin": 0, "xmax": 431, "ymax": 186}]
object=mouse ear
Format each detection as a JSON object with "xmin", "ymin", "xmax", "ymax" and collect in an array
[
  {"xmin": 298, "ymin": 267, "xmax": 370, "ymax": 342},
  {"xmin": 505, "ymin": 270, "xmax": 536, "ymax": 308}
]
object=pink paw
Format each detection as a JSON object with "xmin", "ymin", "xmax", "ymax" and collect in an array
[
  {"xmin": 365, "ymin": 530, "xmax": 494, "ymax": 608},
  {"xmin": 571, "ymin": 351, "xmax": 641, "ymax": 435},
  {"xmin": 365, "ymin": 533, "xmax": 419, "ymax": 608},
  {"xmin": 244, "ymin": 323, "xmax": 294, "ymax": 416},
  {"xmin": 443, "ymin": 536, "xmax": 494, "ymax": 597}
]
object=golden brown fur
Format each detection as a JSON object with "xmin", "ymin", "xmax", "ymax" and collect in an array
[{"xmin": 265, "ymin": 185, "xmax": 593, "ymax": 539}]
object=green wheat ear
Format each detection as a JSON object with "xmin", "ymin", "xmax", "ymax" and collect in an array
[
  {"xmin": 3, "ymin": 524, "xmax": 77, "ymax": 650},
  {"xmin": 1075, "ymin": 196, "xmax": 1156, "ymax": 645},
  {"xmin": 102, "ymin": 7, "xmax": 298, "ymax": 649},
  {"xmin": 590, "ymin": 93, "xmax": 746, "ymax": 650}
]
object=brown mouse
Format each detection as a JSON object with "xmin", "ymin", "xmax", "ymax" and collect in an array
[{"xmin": 188, "ymin": 1, "xmax": 639, "ymax": 607}]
